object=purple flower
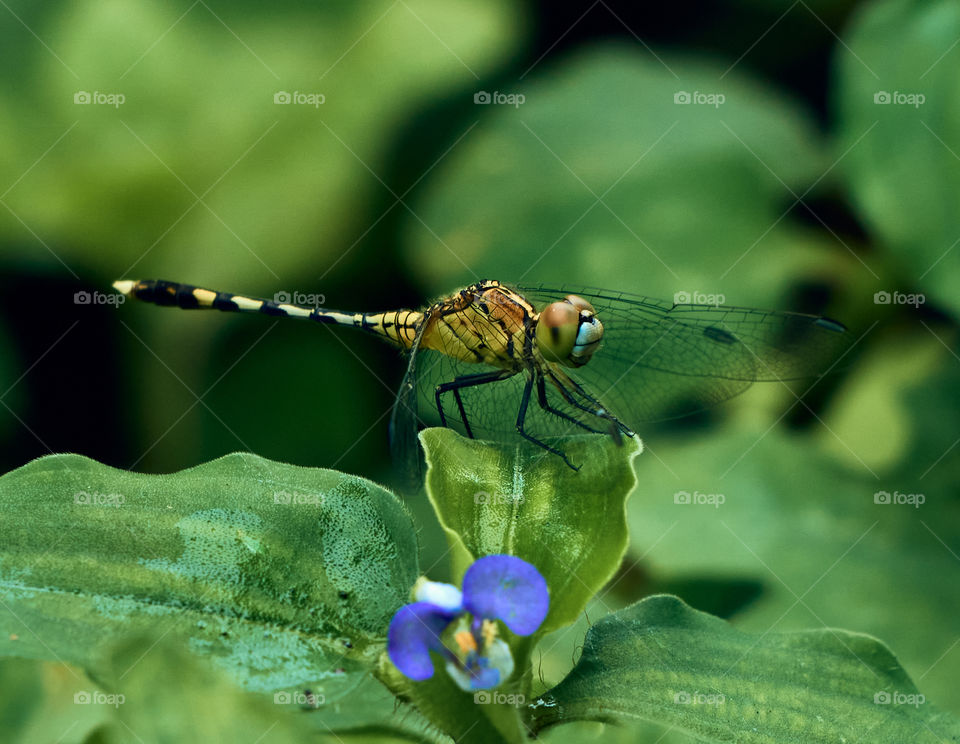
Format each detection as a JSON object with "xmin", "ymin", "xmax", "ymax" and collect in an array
[{"xmin": 387, "ymin": 555, "xmax": 549, "ymax": 691}]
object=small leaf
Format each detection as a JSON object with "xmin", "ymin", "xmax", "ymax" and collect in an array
[
  {"xmin": 420, "ymin": 428, "xmax": 641, "ymax": 636},
  {"xmin": 531, "ymin": 595, "xmax": 960, "ymax": 743},
  {"xmin": 0, "ymin": 453, "xmax": 419, "ymax": 692}
]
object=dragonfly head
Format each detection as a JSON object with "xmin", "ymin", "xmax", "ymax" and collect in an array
[{"xmin": 535, "ymin": 295, "xmax": 603, "ymax": 368}]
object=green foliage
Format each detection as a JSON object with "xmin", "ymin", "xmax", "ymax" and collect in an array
[
  {"xmin": 0, "ymin": 453, "xmax": 418, "ymax": 692},
  {"xmin": 531, "ymin": 595, "xmax": 960, "ymax": 743},
  {"xmin": 2, "ymin": 0, "xmax": 960, "ymax": 739}
]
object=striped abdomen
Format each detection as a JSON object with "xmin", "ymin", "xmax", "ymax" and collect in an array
[{"xmin": 113, "ymin": 279, "xmax": 423, "ymax": 348}]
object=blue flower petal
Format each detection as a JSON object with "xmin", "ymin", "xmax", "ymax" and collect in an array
[
  {"xmin": 461, "ymin": 555, "xmax": 549, "ymax": 636},
  {"xmin": 387, "ymin": 602, "xmax": 455, "ymax": 681},
  {"xmin": 412, "ymin": 578, "xmax": 463, "ymax": 612}
]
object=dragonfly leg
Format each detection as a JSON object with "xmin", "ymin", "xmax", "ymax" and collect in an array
[
  {"xmin": 535, "ymin": 375, "xmax": 605, "ymax": 434},
  {"xmin": 435, "ymin": 370, "xmax": 513, "ymax": 438},
  {"xmin": 548, "ymin": 370, "xmax": 634, "ymax": 439},
  {"xmin": 517, "ymin": 375, "xmax": 580, "ymax": 471}
]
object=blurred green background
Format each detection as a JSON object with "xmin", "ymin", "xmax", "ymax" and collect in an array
[{"xmin": 1, "ymin": 0, "xmax": 958, "ymax": 736}]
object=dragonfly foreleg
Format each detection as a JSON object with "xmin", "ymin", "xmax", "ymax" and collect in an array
[
  {"xmin": 547, "ymin": 369, "xmax": 634, "ymax": 441},
  {"xmin": 535, "ymin": 374, "xmax": 605, "ymax": 435}
]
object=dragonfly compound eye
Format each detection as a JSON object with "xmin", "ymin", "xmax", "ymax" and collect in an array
[
  {"xmin": 563, "ymin": 294, "xmax": 596, "ymax": 315},
  {"xmin": 536, "ymin": 299, "xmax": 603, "ymax": 367}
]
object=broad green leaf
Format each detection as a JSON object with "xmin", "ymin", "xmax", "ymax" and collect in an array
[
  {"xmin": 836, "ymin": 0, "xmax": 960, "ymax": 314},
  {"xmin": 421, "ymin": 428, "xmax": 642, "ymax": 635},
  {"xmin": 0, "ymin": 453, "xmax": 419, "ymax": 693},
  {"xmin": 530, "ymin": 595, "xmax": 960, "ymax": 743},
  {"xmin": 403, "ymin": 45, "xmax": 846, "ymax": 309}
]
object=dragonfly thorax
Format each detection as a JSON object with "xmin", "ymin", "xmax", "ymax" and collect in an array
[{"xmin": 535, "ymin": 295, "xmax": 603, "ymax": 368}]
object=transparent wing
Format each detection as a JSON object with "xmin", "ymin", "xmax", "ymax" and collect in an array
[
  {"xmin": 389, "ymin": 317, "xmax": 435, "ymax": 486},
  {"xmin": 517, "ymin": 284, "xmax": 851, "ymax": 426}
]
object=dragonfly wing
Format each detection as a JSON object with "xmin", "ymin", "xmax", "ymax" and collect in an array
[
  {"xmin": 389, "ymin": 317, "xmax": 431, "ymax": 484},
  {"xmin": 518, "ymin": 285, "xmax": 851, "ymax": 426}
]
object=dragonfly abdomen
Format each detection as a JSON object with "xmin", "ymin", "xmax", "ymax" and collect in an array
[{"xmin": 113, "ymin": 279, "xmax": 422, "ymax": 347}]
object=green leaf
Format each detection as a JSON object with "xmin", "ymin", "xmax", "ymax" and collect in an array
[
  {"xmin": 836, "ymin": 0, "xmax": 960, "ymax": 313},
  {"xmin": 0, "ymin": 453, "xmax": 419, "ymax": 693},
  {"xmin": 420, "ymin": 428, "xmax": 642, "ymax": 636},
  {"xmin": 530, "ymin": 595, "xmax": 960, "ymax": 743}
]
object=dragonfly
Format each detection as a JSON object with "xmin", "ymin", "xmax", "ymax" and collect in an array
[{"xmin": 112, "ymin": 278, "xmax": 848, "ymax": 470}]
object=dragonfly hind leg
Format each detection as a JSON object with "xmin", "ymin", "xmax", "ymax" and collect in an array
[{"xmin": 435, "ymin": 370, "xmax": 514, "ymax": 438}]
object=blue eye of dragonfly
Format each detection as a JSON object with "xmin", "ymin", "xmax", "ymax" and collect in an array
[{"xmin": 113, "ymin": 278, "xmax": 848, "ymax": 472}]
